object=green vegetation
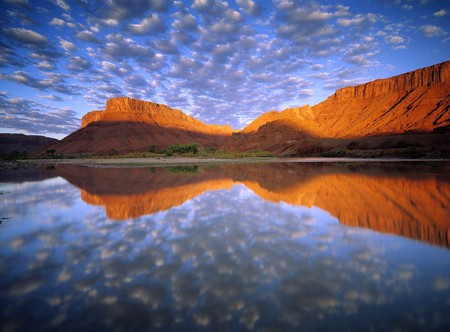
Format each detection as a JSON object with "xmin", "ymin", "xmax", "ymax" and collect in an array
[
  {"xmin": 165, "ymin": 143, "xmax": 200, "ymax": 156},
  {"xmin": 1, "ymin": 142, "xmax": 274, "ymax": 161}
]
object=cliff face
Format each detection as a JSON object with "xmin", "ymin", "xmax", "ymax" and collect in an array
[
  {"xmin": 233, "ymin": 60, "xmax": 450, "ymax": 153},
  {"xmin": 52, "ymin": 97, "xmax": 233, "ymax": 155},
  {"xmin": 333, "ymin": 61, "xmax": 449, "ymax": 101},
  {"xmin": 81, "ymin": 97, "xmax": 232, "ymax": 135}
]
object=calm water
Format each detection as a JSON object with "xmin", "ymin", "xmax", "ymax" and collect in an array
[{"xmin": 0, "ymin": 161, "xmax": 449, "ymax": 331}]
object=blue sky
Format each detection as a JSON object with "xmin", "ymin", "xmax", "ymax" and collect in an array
[{"xmin": 0, "ymin": 0, "xmax": 449, "ymax": 139}]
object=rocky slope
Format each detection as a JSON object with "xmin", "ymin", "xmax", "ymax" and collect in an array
[
  {"xmin": 0, "ymin": 133, "xmax": 58, "ymax": 155},
  {"xmin": 51, "ymin": 97, "xmax": 233, "ymax": 155},
  {"xmin": 230, "ymin": 60, "xmax": 450, "ymax": 154}
]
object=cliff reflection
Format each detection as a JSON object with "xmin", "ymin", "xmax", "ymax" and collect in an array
[{"xmin": 54, "ymin": 162, "xmax": 450, "ymax": 247}]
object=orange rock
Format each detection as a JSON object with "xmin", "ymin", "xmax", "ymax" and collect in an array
[
  {"xmin": 53, "ymin": 97, "xmax": 233, "ymax": 155},
  {"xmin": 233, "ymin": 60, "xmax": 450, "ymax": 153}
]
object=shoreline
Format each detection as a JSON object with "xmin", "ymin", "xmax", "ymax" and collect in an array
[{"xmin": 2, "ymin": 156, "xmax": 449, "ymax": 168}]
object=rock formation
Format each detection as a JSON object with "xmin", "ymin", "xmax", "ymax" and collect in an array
[
  {"xmin": 230, "ymin": 60, "xmax": 450, "ymax": 154},
  {"xmin": 51, "ymin": 97, "xmax": 233, "ymax": 155}
]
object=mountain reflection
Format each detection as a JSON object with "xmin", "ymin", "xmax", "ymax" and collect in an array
[{"xmin": 52, "ymin": 162, "xmax": 450, "ymax": 247}]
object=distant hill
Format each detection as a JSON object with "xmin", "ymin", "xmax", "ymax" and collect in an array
[
  {"xmin": 42, "ymin": 60, "xmax": 449, "ymax": 156},
  {"xmin": 0, "ymin": 133, "xmax": 59, "ymax": 156}
]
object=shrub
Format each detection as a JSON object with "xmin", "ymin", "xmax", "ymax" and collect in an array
[{"xmin": 165, "ymin": 143, "xmax": 200, "ymax": 156}]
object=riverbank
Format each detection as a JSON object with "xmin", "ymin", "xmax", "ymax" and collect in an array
[{"xmin": 2, "ymin": 156, "xmax": 449, "ymax": 169}]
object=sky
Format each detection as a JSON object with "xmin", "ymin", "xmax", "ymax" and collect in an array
[{"xmin": 0, "ymin": 0, "xmax": 449, "ymax": 139}]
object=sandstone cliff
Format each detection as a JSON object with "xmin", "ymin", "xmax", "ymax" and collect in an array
[
  {"xmin": 232, "ymin": 60, "xmax": 449, "ymax": 154},
  {"xmin": 52, "ymin": 97, "xmax": 233, "ymax": 155},
  {"xmin": 82, "ymin": 98, "xmax": 233, "ymax": 135}
]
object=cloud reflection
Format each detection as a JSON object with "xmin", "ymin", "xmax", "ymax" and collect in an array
[
  {"xmin": 0, "ymin": 162, "xmax": 449, "ymax": 331},
  {"xmin": 54, "ymin": 162, "xmax": 450, "ymax": 247}
]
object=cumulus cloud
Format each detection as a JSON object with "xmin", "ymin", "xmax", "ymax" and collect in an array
[
  {"xmin": 49, "ymin": 18, "xmax": 65, "ymax": 26},
  {"xmin": 76, "ymin": 30, "xmax": 102, "ymax": 44},
  {"xmin": 98, "ymin": 0, "xmax": 170, "ymax": 22},
  {"xmin": 58, "ymin": 38, "xmax": 76, "ymax": 52},
  {"xmin": 433, "ymin": 9, "xmax": 448, "ymax": 17},
  {"xmin": 385, "ymin": 35, "xmax": 405, "ymax": 44},
  {"xmin": 127, "ymin": 14, "xmax": 165, "ymax": 35},
  {"xmin": 420, "ymin": 24, "xmax": 446, "ymax": 37},
  {"xmin": 3, "ymin": 28, "xmax": 48, "ymax": 47},
  {"xmin": 0, "ymin": 95, "xmax": 79, "ymax": 134},
  {"xmin": 66, "ymin": 56, "xmax": 91, "ymax": 71},
  {"xmin": 0, "ymin": 71, "xmax": 82, "ymax": 96},
  {"xmin": 103, "ymin": 33, "xmax": 154, "ymax": 61},
  {"xmin": 236, "ymin": 0, "xmax": 261, "ymax": 15},
  {"xmin": 54, "ymin": 0, "xmax": 70, "ymax": 11}
]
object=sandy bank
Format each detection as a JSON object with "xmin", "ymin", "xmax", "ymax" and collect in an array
[{"xmin": 7, "ymin": 157, "xmax": 449, "ymax": 168}]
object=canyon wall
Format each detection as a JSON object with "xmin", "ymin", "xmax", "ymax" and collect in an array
[
  {"xmin": 232, "ymin": 60, "xmax": 449, "ymax": 153},
  {"xmin": 52, "ymin": 97, "xmax": 233, "ymax": 155},
  {"xmin": 81, "ymin": 97, "xmax": 233, "ymax": 135}
]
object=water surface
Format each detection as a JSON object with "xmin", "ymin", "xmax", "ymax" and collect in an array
[{"xmin": 1, "ymin": 161, "xmax": 449, "ymax": 331}]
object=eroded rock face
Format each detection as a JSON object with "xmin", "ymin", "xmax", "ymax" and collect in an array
[
  {"xmin": 54, "ymin": 97, "xmax": 233, "ymax": 155},
  {"xmin": 81, "ymin": 97, "xmax": 233, "ymax": 135},
  {"xmin": 233, "ymin": 60, "xmax": 450, "ymax": 152}
]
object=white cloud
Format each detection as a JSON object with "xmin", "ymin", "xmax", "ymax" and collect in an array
[
  {"xmin": 50, "ymin": 18, "xmax": 65, "ymax": 26},
  {"xmin": 37, "ymin": 61, "xmax": 55, "ymax": 70},
  {"xmin": 101, "ymin": 18, "xmax": 119, "ymax": 27},
  {"xmin": 59, "ymin": 38, "xmax": 76, "ymax": 52},
  {"xmin": 128, "ymin": 14, "xmax": 165, "ymax": 35},
  {"xmin": 310, "ymin": 64, "xmax": 324, "ymax": 71},
  {"xmin": 54, "ymin": 0, "xmax": 70, "ymax": 11},
  {"xmin": 76, "ymin": 30, "xmax": 102, "ymax": 44},
  {"xmin": 236, "ymin": 0, "xmax": 260, "ymax": 15},
  {"xmin": 3, "ymin": 28, "xmax": 48, "ymax": 46},
  {"xmin": 385, "ymin": 35, "xmax": 404, "ymax": 44},
  {"xmin": 433, "ymin": 9, "xmax": 448, "ymax": 17},
  {"xmin": 420, "ymin": 24, "xmax": 446, "ymax": 37}
]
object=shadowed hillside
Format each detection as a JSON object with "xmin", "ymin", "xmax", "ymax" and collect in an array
[{"xmin": 0, "ymin": 134, "xmax": 58, "ymax": 156}]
